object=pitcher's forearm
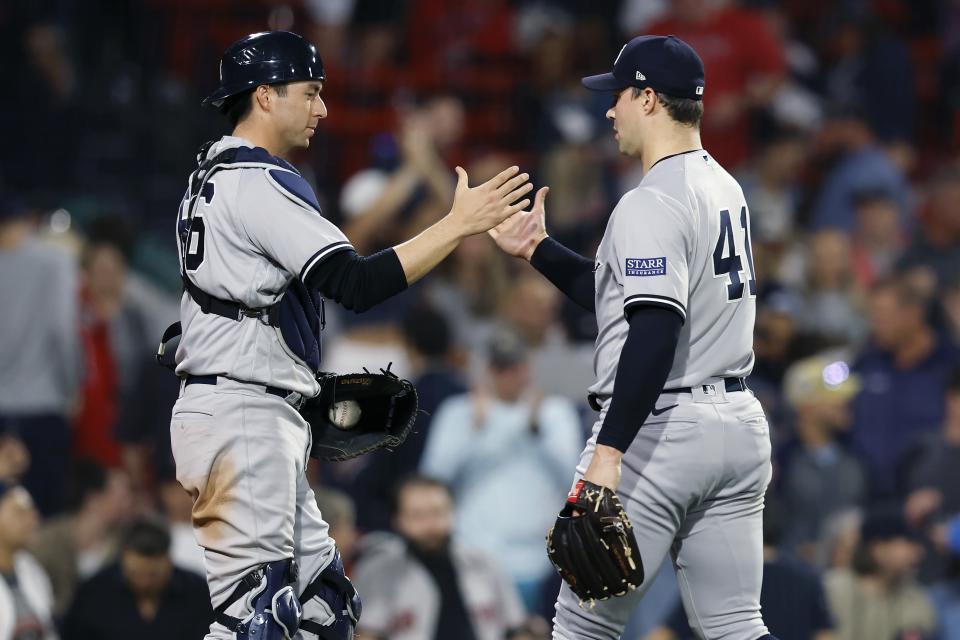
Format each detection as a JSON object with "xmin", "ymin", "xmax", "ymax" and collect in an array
[{"xmin": 393, "ymin": 216, "xmax": 462, "ymax": 285}]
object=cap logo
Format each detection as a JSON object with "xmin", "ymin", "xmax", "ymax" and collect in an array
[
  {"xmin": 614, "ymin": 44, "xmax": 627, "ymax": 65},
  {"xmin": 695, "ymin": 86, "xmax": 704, "ymax": 95},
  {"xmin": 635, "ymin": 71, "xmax": 646, "ymax": 81}
]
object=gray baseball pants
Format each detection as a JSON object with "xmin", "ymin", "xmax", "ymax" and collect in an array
[
  {"xmin": 553, "ymin": 383, "xmax": 772, "ymax": 640},
  {"xmin": 170, "ymin": 379, "xmax": 339, "ymax": 639}
]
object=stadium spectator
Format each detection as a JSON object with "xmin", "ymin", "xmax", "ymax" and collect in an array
[
  {"xmin": 29, "ymin": 460, "xmax": 133, "ymax": 617},
  {"xmin": 942, "ymin": 277, "xmax": 960, "ymax": 346},
  {"xmin": 810, "ymin": 112, "xmax": 912, "ymax": 232},
  {"xmin": 820, "ymin": 12, "xmax": 917, "ymax": 144},
  {"xmin": 899, "ymin": 167, "xmax": 960, "ymax": 292},
  {"xmin": 340, "ymin": 93, "xmax": 462, "ymax": 255},
  {"xmin": 816, "ymin": 509, "xmax": 864, "ymax": 572},
  {"xmin": 62, "ymin": 517, "xmax": 212, "ymax": 640},
  {"xmin": 777, "ymin": 354, "xmax": 866, "ymax": 557},
  {"xmin": 0, "ymin": 482, "xmax": 57, "ymax": 640},
  {"xmin": 903, "ymin": 368, "xmax": 960, "ymax": 586},
  {"xmin": 906, "ymin": 368, "xmax": 960, "ymax": 513},
  {"xmin": 312, "ymin": 485, "xmax": 360, "ymax": 573},
  {"xmin": 645, "ymin": 0, "xmax": 787, "ymax": 169},
  {"xmin": 851, "ymin": 278, "xmax": 960, "ymax": 500},
  {"xmin": 849, "ymin": 189, "xmax": 906, "ymax": 289},
  {"xmin": 420, "ymin": 327, "xmax": 582, "ymax": 612},
  {"xmin": 351, "ymin": 303, "xmax": 468, "ymax": 532},
  {"xmin": 71, "ymin": 215, "xmax": 179, "ymax": 492},
  {"xmin": 930, "ymin": 554, "xmax": 960, "ymax": 640},
  {"xmin": 736, "ymin": 129, "xmax": 808, "ymax": 244},
  {"xmin": 794, "ymin": 230, "xmax": 868, "ymax": 345},
  {"xmin": 74, "ymin": 218, "xmax": 153, "ymax": 469},
  {"xmin": 352, "ymin": 475, "xmax": 532, "ymax": 640},
  {"xmin": 824, "ymin": 510, "xmax": 936, "ymax": 640},
  {"xmin": 0, "ymin": 434, "xmax": 29, "ymax": 484},
  {"xmin": 498, "ymin": 271, "xmax": 593, "ymax": 400},
  {"xmin": 424, "ymin": 235, "xmax": 512, "ymax": 354},
  {"xmin": 0, "ymin": 194, "xmax": 81, "ymax": 516}
]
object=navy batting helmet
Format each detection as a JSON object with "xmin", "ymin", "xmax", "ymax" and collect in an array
[{"xmin": 202, "ymin": 31, "xmax": 326, "ymax": 110}]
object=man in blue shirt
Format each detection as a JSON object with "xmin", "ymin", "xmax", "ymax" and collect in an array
[{"xmin": 852, "ymin": 278, "xmax": 960, "ymax": 501}]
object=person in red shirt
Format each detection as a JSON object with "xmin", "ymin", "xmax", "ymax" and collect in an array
[
  {"xmin": 646, "ymin": 0, "xmax": 786, "ymax": 169},
  {"xmin": 74, "ymin": 237, "xmax": 126, "ymax": 468}
]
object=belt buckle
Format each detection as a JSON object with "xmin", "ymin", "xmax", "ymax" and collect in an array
[{"xmin": 702, "ymin": 384, "xmax": 717, "ymax": 396}]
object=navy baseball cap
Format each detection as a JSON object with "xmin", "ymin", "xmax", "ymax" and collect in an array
[{"xmin": 582, "ymin": 35, "xmax": 705, "ymax": 101}]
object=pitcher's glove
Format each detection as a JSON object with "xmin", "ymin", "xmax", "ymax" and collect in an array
[
  {"xmin": 300, "ymin": 366, "xmax": 418, "ymax": 461},
  {"xmin": 546, "ymin": 479, "xmax": 644, "ymax": 606}
]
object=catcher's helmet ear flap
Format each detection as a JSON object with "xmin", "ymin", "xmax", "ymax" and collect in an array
[{"xmin": 202, "ymin": 31, "xmax": 326, "ymax": 111}]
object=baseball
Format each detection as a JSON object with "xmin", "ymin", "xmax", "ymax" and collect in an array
[{"xmin": 329, "ymin": 400, "xmax": 362, "ymax": 429}]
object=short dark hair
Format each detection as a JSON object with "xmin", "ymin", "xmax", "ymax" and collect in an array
[
  {"xmin": 83, "ymin": 215, "xmax": 136, "ymax": 265},
  {"xmin": 631, "ymin": 87, "xmax": 703, "ymax": 127},
  {"xmin": 121, "ymin": 517, "xmax": 171, "ymax": 557},
  {"xmin": 64, "ymin": 459, "xmax": 107, "ymax": 512},
  {"xmin": 391, "ymin": 474, "xmax": 452, "ymax": 516},
  {"xmin": 224, "ymin": 83, "xmax": 289, "ymax": 127},
  {"xmin": 402, "ymin": 303, "xmax": 453, "ymax": 358},
  {"xmin": 871, "ymin": 277, "xmax": 927, "ymax": 310}
]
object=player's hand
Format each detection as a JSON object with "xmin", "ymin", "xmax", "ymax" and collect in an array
[
  {"xmin": 448, "ymin": 165, "xmax": 532, "ymax": 238},
  {"xmin": 488, "ymin": 185, "xmax": 549, "ymax": 261}
]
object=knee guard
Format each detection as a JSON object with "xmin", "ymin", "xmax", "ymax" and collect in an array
[
  {"xmin": 298, "ymin": 552, "xmax": 361, "ymax": 640},
  {"xmin": 214, "ymin": 559, "xmax": 302, "ymax": 640}
]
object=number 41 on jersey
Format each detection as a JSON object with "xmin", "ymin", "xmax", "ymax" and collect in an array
[{"xmin": 712, "ymin": 206, "xmax": 756, "ymax": 302}]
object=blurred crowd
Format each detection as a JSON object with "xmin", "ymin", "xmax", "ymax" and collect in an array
[{"xmin": 3, "ymin": 0, "xmax": 960, "ymax": 638}]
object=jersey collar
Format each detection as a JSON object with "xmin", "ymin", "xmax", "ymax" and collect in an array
[
  {"xmin": 204, "ymin": 135, "xmax": 299, "ymax": 174},
  {"xmin": 647, "ymin": 148, "xmax": 706, "ymax": 173}
]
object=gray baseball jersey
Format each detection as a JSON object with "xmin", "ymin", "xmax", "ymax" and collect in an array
[
  {"xmin": 589, "ymin": 150, "xmax": 756, "ymax": 400},
  {"xmin": 174, "ymin": 135, "xmax": 352, "ymax": 397},
  {"xmin": 554, "ymin": 149, "xmax": 771, "ymax": 639}
]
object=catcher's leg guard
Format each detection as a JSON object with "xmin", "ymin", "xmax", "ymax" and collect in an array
[
  {"xmin": 214, "ymin": 559, "xmax": 302, "ymax": 640},
  {"xmin": 299, "ymin": 552, "xmax": 361, "ymax": 640}
]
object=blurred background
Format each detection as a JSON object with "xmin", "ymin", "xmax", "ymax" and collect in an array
[{"xmin": 2, "ymin": 0, "xmax": 960, "ymax": 638}]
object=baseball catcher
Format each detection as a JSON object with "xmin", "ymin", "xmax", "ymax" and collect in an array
[{"xmin": 164, "ymin": 30, "xmax": 532, "ymax": 640}]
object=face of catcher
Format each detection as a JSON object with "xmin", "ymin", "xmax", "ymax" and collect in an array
[
  {"xmin": 253, "ymin": 80, "xmax": 327, "ymax": 152},
  {"xmin": 394, "ymin": 482, "xmax": 453, "ymax": 553}
]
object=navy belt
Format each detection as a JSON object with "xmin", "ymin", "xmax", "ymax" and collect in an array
[
  {"xmin": 586, "ymin": 376, "xmax": 748, "ymax": 412},
  {"xmin": 663, "ymin": 377, "xmax": 748, "ymax": 395},
  {"xmin": 185, "ymin": 375, "xmax": 295, "ymax": 402}
]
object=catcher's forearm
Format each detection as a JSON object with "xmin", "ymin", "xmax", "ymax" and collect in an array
[
  {"xmin": 393, "ymin": 215, "xmax": 461, "ymax": 285},
  {"xmin": 530, "ymin": 237, "xmax": 596, "ymax": 311},
  {"xmin": 596, "ymin": 306, "xmax": 681, "ymax": 452},
  {"xmin": 306, "ymin": 247, "xmax": 408, "ymax": 312}
]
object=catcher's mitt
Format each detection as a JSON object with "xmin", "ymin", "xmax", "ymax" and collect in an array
[
  {"xmin": 300, "ymin": 366, "xmax": 418, "ymax": 461},
  {"xmin": 546, "ymin": 479, "xmax": 644, "ymax": 606}
]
